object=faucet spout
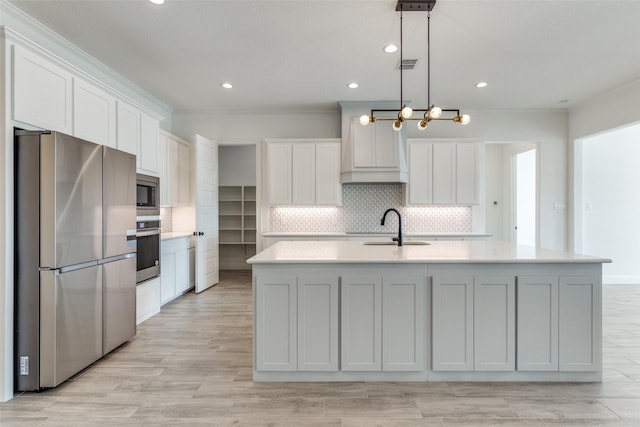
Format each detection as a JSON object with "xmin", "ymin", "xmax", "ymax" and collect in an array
[{"xmin": 380, "ymin": 208, "xmax": 403, "ymax": 247}]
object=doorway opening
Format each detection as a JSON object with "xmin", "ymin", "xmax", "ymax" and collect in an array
[
  {"xmin": 574, "ymin": 122, "xmax": 640, "ymax": 284},
  {"xmin": 514, "ymin": 148, "xmax": 537, "ymax": 246}
]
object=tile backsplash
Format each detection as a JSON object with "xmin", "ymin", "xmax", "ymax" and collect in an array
[
  {"xmin": 270, "ymin": 184, "xmax": 472, "ymax": 233},
  {"xmin": 160, "ymin": 207, "xmax": 173, "ymax": 233}
]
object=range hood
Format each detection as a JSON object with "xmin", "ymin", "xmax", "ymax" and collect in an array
[{"xmin": 340, "ymin": 101, "xmax": 408, "ymax": 184}]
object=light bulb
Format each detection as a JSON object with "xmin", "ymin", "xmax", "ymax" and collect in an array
[
  {"xmin": 392, "ymin": 119, "xmax": 403, "ymax": 131},
  {"xmin": 428, "ymin": 106, "xmax": 442, "ymax": 119},
  {"xmin": 359, "ymin": 115, "xmax": 371, "ymax": 126},
  {"xmin": 401, "ymin": 105, "xmax": 413, "ymax": 119},
  {"xmin": 460, "ymin": 114, "xmax": 471, "ymax": 125},
  {"xmin": 384, "ymin": 44, "xmax": 398, "ymax": 54},
  {"xmin": 417, "ymin": 119, "xmax": 428, "ymax": 131}
]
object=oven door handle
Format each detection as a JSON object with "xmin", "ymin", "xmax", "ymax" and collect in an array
[{"xmin": 136, "ymin": 229, "xmax": 160, "ymax": 237}]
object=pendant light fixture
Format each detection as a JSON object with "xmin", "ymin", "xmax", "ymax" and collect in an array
[{"xmin": 360, "ymin": 0, "xmax": 470, "ymax": 131}]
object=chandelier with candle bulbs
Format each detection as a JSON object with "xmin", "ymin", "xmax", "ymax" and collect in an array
[{"xmin": 360, "ymin": 0, "xmax": 470, "ymax": 131}]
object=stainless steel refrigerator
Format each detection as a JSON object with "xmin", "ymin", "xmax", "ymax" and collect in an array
[{"xmin": 14, "ymin": 130, "xmax": 137, "ymax": 391}]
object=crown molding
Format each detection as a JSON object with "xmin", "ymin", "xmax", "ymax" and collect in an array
[{"xmin": 0, "ymin": 1, "xmax": 172, "ymax": 120}]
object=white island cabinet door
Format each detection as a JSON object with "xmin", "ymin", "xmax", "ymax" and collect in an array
[
  {"xmin": 517, "ymin": 276, "xmax": 559, "ymax": 371},
  {"xmin": 341, "ymin": 273, "xmax": 382, "ymax": 371},
  {"xmin": 256, "ymin": 273, "xmax": 297, "ymax": 371},
  {"xmin": 559, "ymin": 276, "xmax": 601, "ymax": 372},
  {"xmin": 474, "ymin": 276, "xmax": 515, "ymax": 371},
  {"xmin": 432, "ymin": 276, "xmax": 474, "ymax": 371},
  {"xmin": 382, "ymin": 270, "xmax": 425, "ymax": 371},
  {"xmin": 297, "ymin": 275, "xmax": 339, "ymax": 371}
]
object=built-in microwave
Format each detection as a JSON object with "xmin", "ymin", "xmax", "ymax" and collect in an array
[{"xmin": 136, "ymin": 173, "xmax": 160, "ymax": 216}]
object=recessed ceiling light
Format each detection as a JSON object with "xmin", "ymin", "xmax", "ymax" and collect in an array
[
  {"xmin": 475, "ymin": 81, "xmax": 488, "ymax": 88},
  {"xmin": 384, "ymin": 44, "xmax": 398, "ymax": 54},
  {"xmin": 148, "ymin": 0, "xmax": 165, "ymax": 4},
  {"xmin": 347, "ymin": 82, "xmax": 359, "ymax": 89},
  {"xmin": 221, "ymin": 83, "xmax": 233, "ymax": 89}
]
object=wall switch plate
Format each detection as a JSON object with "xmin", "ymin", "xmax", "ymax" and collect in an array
[
  {"xmin": 553, "ymin": 202, "xmax": 566, "ymax": 211},
  {"xmin": 19, "ymin": 356, "xmax": 29, "ymax": 375}
]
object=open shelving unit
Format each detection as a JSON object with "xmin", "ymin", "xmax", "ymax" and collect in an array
[{"xmin": 219, "ymin": 185, "xmax": 256, "ymax": 269}]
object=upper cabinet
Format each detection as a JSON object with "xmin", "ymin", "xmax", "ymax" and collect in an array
[
  {"xmin": 116, "ymin": 100, "xmax": 140, "ymax": 157},
  {"xmin": 12, "ymin": 44, "xmax": 73, "ymax": 134},
  {"xmin": 159, "ymin": 130, "xmax": 192, "ymax": 207},
  {"xmin": 139, "ymin": 112, "xmax": 159, "ymax": 175},
  {"xmin": 11, "ymin": 39, "xmax": 163, "ymax": 177},
  {"xmin": 73, "ymin": 77, "xmax": 117, "ymax": 148},
  {"xmin": 339, "ymin": 102, "xmax": 408, "ymax": 183},
  {"xmin": 265, "ymin": 139, "xmax": 341, "ymax": 206},
  {"xmin": 406, "ymin": 139, "xmax": 482, "ymax": 206}
]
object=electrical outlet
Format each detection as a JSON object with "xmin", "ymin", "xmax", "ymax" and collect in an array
[{"xmin": 19, "ymin": 356, "xmax": 29, "ymax": 375}]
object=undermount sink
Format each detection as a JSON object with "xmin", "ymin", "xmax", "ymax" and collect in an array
[{"xmin": 362, "ymin": 241, "xmax": 430, "ymax": 246}]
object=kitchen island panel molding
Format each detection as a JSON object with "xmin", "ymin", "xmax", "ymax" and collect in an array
[{"xmin": 250, "ymin": 241, "xmax": 608, "ymax": 382}]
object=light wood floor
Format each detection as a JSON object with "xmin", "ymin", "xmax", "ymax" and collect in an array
[{"xmin": 2, "ymin": 271, "xmax": 640, "ymax": 426}]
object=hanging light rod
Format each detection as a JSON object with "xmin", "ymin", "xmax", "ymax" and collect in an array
[
  {"xmin": 396, "ymin": 0, "xmax": 436, "ymax": 12},
  {"xmin": 361, "ymin": 0, "xmax": 470, "ymax": 131}
]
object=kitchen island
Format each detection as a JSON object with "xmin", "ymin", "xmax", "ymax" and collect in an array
[{"xmin": 247, "ymin": 240, "xmax": 611, "ymax": 382}]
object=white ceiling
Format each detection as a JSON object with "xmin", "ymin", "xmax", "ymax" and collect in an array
[{"xmin": 7, "ymin": 0, "xmax": 640, "ymax": 113}]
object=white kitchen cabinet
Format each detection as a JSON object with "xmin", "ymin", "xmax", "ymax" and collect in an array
[
  {"xmin": 139, "ymin": 112, "xmax": 159, "ymax": 175},
  {"xmin": 255, "ymin": 273, "xmax": 297, "ymax": 371},
  {"xmin": 160, "ymin": 131, "xmax": 192, "ymax": 207},
  {"xmin": 160, "ymin": 250, "xmax": 175, "ymax": 304},
  {"xmin": 341, "ymin": 273, "xmax": 382, "ymax": 371},
  {"xmin": 517, "ymin": 276, "xmax": 559, "ymax": 371},
  {"xmin": 297, "ymin": 275, "xmax": 339, "ymax": 371},
  {"xmin": 160, "ymin": 237, "xmax": 190, "ymax": 305},
  {"xmin": 266, "ymin": 139, "xmax": 341, "ymax": 206},
  {"xmin": 315, "ymin": 142, "xmax": 342, "ymax": 205},
  {"xmin": 432, "ymin": 143, "xmax": 457, "ymax": 204},
  {"xmin": 12, "ymin": 44, "xmax": 73, "ymax": 134},
  {"xmin": 456, "ymin": 143, "xmax": 480, "ymax": 204},
  {"xmin": 352, "ymin": 117, "xmax": 398, "ymax": 168},
  {"xmin": 136, "ymin": 277, "xmax": 160, "ymax": 325},
  {"xmin": 158, "ymin": 131, "xmax": 168, "ymax": 205},
  {"xmin": 432, "ymin": 275, "xmax": 474, "ymax": 371},
  {"xmin": 516, "ymin": 275, "xmax": 600, "ymax": 373},
  {"xmin": 73, "ymin": 77, "xmax": 117, "ymax": 147},
  {"xmin": 407, "ymin": 140, "xmax": 481, "ymax": 206},
  {"xmin": 116, "ymin": 100, "xmax": 140, "ymax": 157},
  {"xmin": 474, "ymin": 276, "xmax": 515, "ymax": 371},
  {"xmin": 382, "ymin": 270, "xmax": 425, "ymax": 371},
  {"xmin": 407, "ymin": 141, "xmax": 433, "ymax": 205},
  {"xmin": 178, "ymin": 141, "xmax": 191, "ymax": 206},
  {"xmin": 267, "ymin": 142, "xmax": 292, "ymax": 205},
  {"xmin": 292, "ymin": 143, "xmax": 316, "ymax": 205},
  {"xmin": 559, "ymin": 276, "xmax": 601, "ymax": 372}
]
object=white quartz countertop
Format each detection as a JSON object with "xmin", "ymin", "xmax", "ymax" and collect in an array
[
  {"xmin": 161, "ymin": 231, "xmax": 193, "ymax": 240},
  {"xmin": 262, "ymin": 232, "xmax": 492, "ymax": 237},
  {"xmin": 247, "ymin": 240, "xmax": 611, "ymax": 264}
]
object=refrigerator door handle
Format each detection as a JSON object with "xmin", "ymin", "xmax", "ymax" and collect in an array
[
  {"xmin": 57, "ymin": 260, "xmax": 99, "ymax": 274},
  {"xmin": 99, "ymin": 253, "xmax": 136, "ymax": 265}
]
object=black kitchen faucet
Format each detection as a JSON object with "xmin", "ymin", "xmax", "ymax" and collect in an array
[{"xmin": 381, "ymin": 208, "xmax": 403, "ymax": 246}]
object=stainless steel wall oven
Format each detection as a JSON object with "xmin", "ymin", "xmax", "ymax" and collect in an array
[{"xmin": 136, "ymin": 219, "xmax": 160, "ymax": 283}]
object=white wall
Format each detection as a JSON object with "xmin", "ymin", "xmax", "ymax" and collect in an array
[
  {"xmin": 576, "ymin": 124, "xmax": 640, "ymax": 283},
  {"xmin": 219, "ymin": 145, "xmax": 256, "ymax": 186},
  {"xmin": 568, "ymin": 79, "xmax": 640, "ymax": 252}
]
